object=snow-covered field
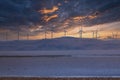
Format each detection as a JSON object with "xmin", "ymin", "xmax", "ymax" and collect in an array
[
  {"xmin": 0, "ymin": 50, "xmax": 120, "ymax": 77},
  {"xmin": 1, "ymin": 50, "xmax": 120, "ymax": 56}
]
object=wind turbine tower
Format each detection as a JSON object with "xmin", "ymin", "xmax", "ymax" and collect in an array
[
  {"xmin": 50, "ymin": 26, "xmax": 55, "ymax": 39},
  {"xmin": 17, "ymin": 31, "xmax": 20, "ymax": 40},
  {"xmin": 112, "ymin": 32, "xmax": 115, "ymax": 39},
  {"xmin": 115, "ymin": 32, "xmax": 118, "ymax": 39},
  {"xmin": 79, "ymin": 0, "xmax": 85, "ymax": 39},
  {"xmin": 112, "ymin": 32, "xmax": 119, "ymax": 39},
  {"xmin": 95, "ymin": 29, "xmax": 98, "ymax": 39},
  {"xmin": 92, "ymin": 31, "xmax": 95, "ymax": 39},
  {"xmin": 27, "ymin": 32, "xmax": 29, "ymax": 40},
  {"xmin": 64, "ymin": 28, "xmax": 67, "ymax": 37},
  {"xmin": 5, "ymin": 32, "xmax": 8, "ymax": 41},
  {"xmin": 41, "ymin": 27, "xmax": 47, "ymax": 39},
  {"xmin": 44, "ymin": 30, "xmax": 47, "ymax": 39},
  {"xmin": 51, "ymin": 30, "xmax": 53, "ymax": 39},
  {"xmin": 2, "ymin": 32, "xmax": 4, "ymax": 40},
  {"xmin": 79, "ymin": 26, "xmax": 83, "ymax": 39}
]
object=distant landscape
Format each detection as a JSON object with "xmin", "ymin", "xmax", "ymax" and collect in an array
[
  {"xmin": 0, "ymin": 0, "xmax": 120, "ymax": 79},
  {"xmin": 0, "ymin": 37, "xmax": 120, "ymax": 51}
]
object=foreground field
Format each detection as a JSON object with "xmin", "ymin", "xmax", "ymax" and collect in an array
[
  {"xmin": 0, "ymin": 77, "xmax": 120, "ymax": 80},
  {"xmin": 0, "ymin": 50, "xmax": 120, "ymax": 77}
]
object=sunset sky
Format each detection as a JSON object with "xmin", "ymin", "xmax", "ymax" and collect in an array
[{"xmin": 0, "ymin": 0, "xmax": 120, "ymax": 40}]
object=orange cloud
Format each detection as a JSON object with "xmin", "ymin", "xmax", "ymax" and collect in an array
[
  {"xmin": 73, "ymin": 16, "xmax": 86, "ymax": 21},
  {"xmin": 39, "ymin": 6, "xmax": 59, "ymax": 14},
  {"xmin": 73, "ymin": 15, "xmax": 97, "ymax": 22},
  {"xmin": 43, "ymin": 14, "xmax": 58, "ymax": 22},
  {"xmin": 88, "ymin": 15, "xmax": 97, "ymax": 19}
]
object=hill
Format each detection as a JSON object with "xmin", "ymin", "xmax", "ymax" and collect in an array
[{"xmin": 0, "ymin": 37, "xmax": 120, "ymax": 51}]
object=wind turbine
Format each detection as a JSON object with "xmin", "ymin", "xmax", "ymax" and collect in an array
[
  {"xmin": 92, "ymin": 27, "xmax": 99, "ymax": 39},
  {"xmin": 27, "ymin": 32, "xmax": 29, "ymax": 40},
  {"xmin": 95, "ymin": 29, "xmax": 98, "ymax": 39},
  {"xmin": 1, "ymin": 32, "xmax": 4, "ymax": 40},
  {"xmin": 112, "ymin": 32, "xmax": 115, "ymax": 39},
  {"xmin": 92, "ymin": 31, "xmax": 95, "ymax": 39},
  {"xmin": 50, "ymin": 26, "xmax": 55, "ymax": 39},
  {"xmin": 5, "ymin": 32, "xmax": 8, "ymax": 41},
  {"xmin": 95, "ymin": 24, "xmax": 100, "ymax": 39},
  {"xmin": 64, "ymin": 28, "xmax": 67, "ymax": 37},
  {"xmin": 115, "ymin": 32, "xmax": 118, "ymax": 39},
  {"xmin": 0, "ymin": 32, "xmax": 4, "ymax": 41},
  {"xmin": 51, "ymin": 29, "xmax": 53, "ymax": 39},
  {"xmin": 17, "ymin": 30, "xmax": 20, "ymax": 40},
  {"xmin": 79, "ymin": 0, "xmax": 86, "ymax": 39},
  {"xmin": 79, "ymin": 26, "xmax": 83, "ymax": 39},
  {"xmin": 44, "ymin": 31, "xmax": 47, "ymax": 39},
  {"xmin": 0, "ymin": 32, "xmax": 2, "ymax": 40},
  {"xmin": 44, "ymin": 28, "xmax": 47, "ymax": 39},
  {"xmin": 112, "ymin": 32, "xmax": 119, "ymax": 39}
]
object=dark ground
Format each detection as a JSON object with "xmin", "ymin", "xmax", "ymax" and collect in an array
[{"xmin": 0, "ymin": 77, "xmax": 120, "ymax": 80}]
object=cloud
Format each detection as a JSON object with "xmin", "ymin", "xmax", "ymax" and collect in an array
[
  {"xmin": 0, "ymin": 0, "xmax": 120, "ymax": 34},
  {"xmin": 0, "ymin": 0, "xmax": 41, "ymax": 30},
  {"xmin": 39, "ymin": 6, "xmax": 59, "ymax": 14}
]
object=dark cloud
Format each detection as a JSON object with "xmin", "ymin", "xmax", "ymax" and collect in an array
[
  {"xmin": 0, "ymin": 0, "xmax": 120, "ymax": 33},
  {"xmin": 0, "ymin": 0, "xmax": 41, "ymax": 30}
]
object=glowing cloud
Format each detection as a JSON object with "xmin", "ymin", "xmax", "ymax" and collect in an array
[
  {"xmin": 42, "ymin": 14, "xmax": 58, "ymax": 22},
  {"xmin": 39, "ymin": 6, "xmax": 59, "ymax": 14},
  {"xmin": 73, "ymin": 15, "xmax": 97, "ymax": 21}
]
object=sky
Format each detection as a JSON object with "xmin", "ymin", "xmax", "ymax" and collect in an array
[{"xmin": 0, "ymin": 0, "xmax": 120, "ymax": 40}]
